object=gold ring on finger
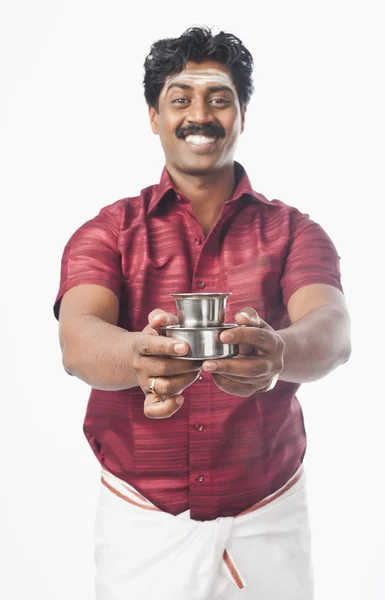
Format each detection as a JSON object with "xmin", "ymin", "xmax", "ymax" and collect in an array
[
  {"xmin": 259, "ymin": 374, "xmax": 279, "ymax": 393},
  {"xmin": 149, "ymin": 377, "xmax": 158, "ymax": 394}
]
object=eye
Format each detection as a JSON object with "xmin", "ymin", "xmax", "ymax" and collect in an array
[
  {"xmin": 209, "ymin": 98, "xmax": 231, "ymax": 106},
  {"xmin": 171, "ymin": 98, "xmax": 190, "ymax": 105}
]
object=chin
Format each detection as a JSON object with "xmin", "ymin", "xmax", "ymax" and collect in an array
[{"xmin": 175, "ymin": 156, "xmax": 229, "ymax": 176}]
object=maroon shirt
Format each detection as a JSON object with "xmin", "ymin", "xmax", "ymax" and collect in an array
[{"xmin": 54, "ymin": 162, "xmax": 343, "ymax": 521}]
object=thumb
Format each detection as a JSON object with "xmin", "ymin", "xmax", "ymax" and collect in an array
[{"xmin": 235, "ymin": 307, "xmax": 261, "ymax": 327}]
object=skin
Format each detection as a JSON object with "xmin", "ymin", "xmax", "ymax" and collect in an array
[
  {"xmin": 59, "ymin": 284, "xmax": 200, "ymax": 419},
  {"xmin": 149, "ymin": 61, "xmax": 246, "ymax": 235},
  {"xmin": 59, "ymin": 60, "xmax": 351, "ymax": 419}
]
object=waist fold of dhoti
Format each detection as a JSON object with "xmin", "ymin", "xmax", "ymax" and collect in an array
[{"xmin": 97, "ymin": 465, "xmax": 304, "ymax": 600}]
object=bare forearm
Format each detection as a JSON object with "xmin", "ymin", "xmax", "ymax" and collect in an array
[
  {"xmin": 277, "ymin": 304, "xmax": 351, "ymax": 383},
  {"xmin": 62, "ymin": 315, "xmax": 141, "ymax": 391}
]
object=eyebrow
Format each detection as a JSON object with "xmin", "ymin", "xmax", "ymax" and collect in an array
[{"xmin": 165, "ymin": 83, "xmax": 235, "ymax": 96}]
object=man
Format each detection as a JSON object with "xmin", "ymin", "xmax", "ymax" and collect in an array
[{"xmin": 54, "ymin": 26, "xmax": 351, "ymax": 600}]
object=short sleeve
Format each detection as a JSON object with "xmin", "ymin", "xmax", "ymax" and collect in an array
[
  {"xmin": 280, "ymin": 210, "xmax": 343, "ymax": 306},
  {"xmin": 53, "ymin": 201, "xmax": 124, "ymax": 320}
]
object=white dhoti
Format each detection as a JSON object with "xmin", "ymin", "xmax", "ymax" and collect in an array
[{"xmin": 94, "ymin": 465, "xmax": 314, "ymax": 600}]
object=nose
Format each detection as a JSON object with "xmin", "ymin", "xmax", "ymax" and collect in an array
[{"xmin": 186, "ymin": 97, "xmax": 213, "ymax": 124}]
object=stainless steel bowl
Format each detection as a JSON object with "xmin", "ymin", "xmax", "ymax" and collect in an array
[
  {"xmin": 158, "ymin": 324, "xmax": 239, "ymax": 359},
  {"xmin": 170, "ymin": 292, "xmax": 232, "ymax": 328}
]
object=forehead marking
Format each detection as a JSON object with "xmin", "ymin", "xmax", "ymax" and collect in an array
[{"xmin": 163, "ymin": 69, "xmax": 236, "ymax": 95}]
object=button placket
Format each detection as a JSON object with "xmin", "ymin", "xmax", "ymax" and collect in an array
[
  {"xmin": 188, "ymin": 378, "xmax": 210, "ymax": 501},
  {"xmin": 192, "ymin": 233, "xmax": 216, "ymax": 292},
  {"xmin": 191, "ymin": 227, "xmax": 210, "ymax": 292}
]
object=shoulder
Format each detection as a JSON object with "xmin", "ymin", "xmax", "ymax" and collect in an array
[
  {"xmin": 253, "ymin": 192, "xmax": 308, "ymax": 218},
  {"xmin": 99, "ymin": 182, "xmax": 163, "ymax": 223},
  {"xmin": 76, "ymin": 186, "xmax": 154, "ymax": 234},
  {"xmin": 249, "ymin": 191, "xmax": 315, "ymax": 235}
]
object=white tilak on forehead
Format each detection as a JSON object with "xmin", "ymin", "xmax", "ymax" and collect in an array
[{"xmin": 163, "ymin": 68, "xmax": 236, "ymax": 93}]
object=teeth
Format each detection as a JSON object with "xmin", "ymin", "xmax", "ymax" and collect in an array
[{"xmin": 184, "ymin": 135, "xmax": 216, "ymax": 145}]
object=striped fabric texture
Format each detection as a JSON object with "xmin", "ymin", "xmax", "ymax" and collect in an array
[{"xmin": 54, "ymin": 162, "xmax": 342, "ymax": 521}]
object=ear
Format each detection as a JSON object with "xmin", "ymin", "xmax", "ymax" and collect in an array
[
  {"xmin": 240, "ymin": 105, "xmax": 247, "ymax": 134},
  {"xmin": 149, "ymin": 105, "xmax": 159, "ymax": 135}
]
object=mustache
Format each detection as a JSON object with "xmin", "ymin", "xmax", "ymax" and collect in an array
[{"xmin": 176, "ymin": 123, "xmax": 226, "ymax": 140}]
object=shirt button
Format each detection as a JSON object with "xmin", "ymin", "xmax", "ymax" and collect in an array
[
  {"xmin": 196, "ymin": 475, "xmax": 204, "ymax": 483},
  {"xmin": 198, "ymin": 375, "xmax": 203, "ymax": 381},
  {"xmin": 197, "ymin": 281, "xmax": 205, "ymax": 289},
  {"xmin": 195, "ymin": 424, "xmax": 204, "ymax": 431},
  {"xmin": 195, "ymin": 237, "xmax": 202, "ymax": 245}
]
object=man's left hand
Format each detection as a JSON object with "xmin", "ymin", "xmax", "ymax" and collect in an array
[{"xmin": 202, "ymin": 308, "xmax": 285, "ymax": 397}]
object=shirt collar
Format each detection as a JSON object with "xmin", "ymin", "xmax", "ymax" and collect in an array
[{"xmin": 147, "ymin": 161, "xmax": 271, "ymax": 214}]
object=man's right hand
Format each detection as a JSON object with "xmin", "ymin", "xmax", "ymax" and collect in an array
[{"xmin": 132, "ymin": 309, "xmax": 202, "ymax": 419}]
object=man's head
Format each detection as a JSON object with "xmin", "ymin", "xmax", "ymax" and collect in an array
[{"xmin": 143, "ymin": 26, "xmax": 254, "ymax": 175}]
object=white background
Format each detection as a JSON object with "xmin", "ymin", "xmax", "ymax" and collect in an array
[{"xmin": 1, "ymin": 1, "xmax": 384, "ymax": 599}]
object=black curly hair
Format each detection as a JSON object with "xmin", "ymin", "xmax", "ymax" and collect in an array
[{"xmin": 143, "ymin": 26, "xmax": 254, "ymax": 111}]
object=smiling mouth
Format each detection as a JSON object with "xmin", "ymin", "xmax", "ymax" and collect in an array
[
  {"xmin": 183, "ymin": 135, "xmax": 219, "ymax": 149},
  {"xmin": 184, "ymin": 134, "xmax": 217, "ymax": 144}
]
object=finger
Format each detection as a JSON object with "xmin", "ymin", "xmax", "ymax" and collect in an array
[
  {"xmin": 213, "ymin": 373, "xmax": 265, "ymax": 385},
  {"xmin": 220, "ymin": 325, "xmax": 277, "ymax": 354},
  {"xmin": 211, "ymin": 374, "xmax": 256, "ymax": 398},
  {"xmin": 148, "ymin": 309, "xmax": 179, "ymax": 328},
  {"xmin": 143, "ymin": 357, "xmax": 202, "ymax": 378},
  {"xmin": 134, "ymin": 333, "xmax": 190, "ymax": 357},
  {"xmin": 202, "ymin": 356, "xmax": 271, "ymax": 378},
  {"xmin": 148, "ymin": 370, "xmax": 202, "ymax": 398},
  {"xmin": 143, "ymin": 393, "xmax": 184, "ymax": 419},
  {"xmin": 234, "ymin": 307, "xmax": 263, "ymax": 327}
]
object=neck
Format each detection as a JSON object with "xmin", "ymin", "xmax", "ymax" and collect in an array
[{"xmin": 166, "ymin": 162, "xmax": 236, "ymax": 235}]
